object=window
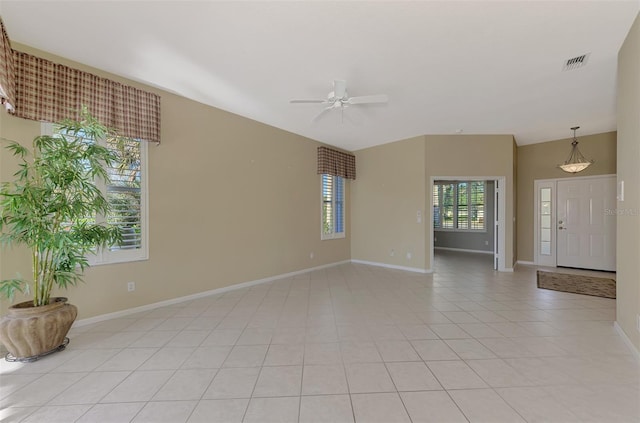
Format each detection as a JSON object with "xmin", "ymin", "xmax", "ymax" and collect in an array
[
  {"xmin": 539, "ymin": 187, "xmax": 552, "ymax": 256},
  {"xmin": 433, "ymin": 181, "xmax": 485, "ymax": 231},
  {"xmin": 44, "ymin": 123, "xmax": 148, "ymax": 264},
  {"xmin": 321, "ymin": 174, "xmax": 345, "ymax": 239}
]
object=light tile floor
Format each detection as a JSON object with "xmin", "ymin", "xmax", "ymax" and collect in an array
[{"xmin": 1, "ymin": 251, "xmax": 639, "ymax": 422}]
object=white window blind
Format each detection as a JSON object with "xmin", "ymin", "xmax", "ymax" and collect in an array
[
  {"xmin": 434, "ymin": 181, "xmax": 485, "ymax": 232},
  {"xmin": 457, "ymin": 182, "xmax": 469, "ymax": 229},
  {"xmin": 106, "ymin": 137, "xmax": 143, "ymax": 252},
  {"xmin": 46, "ymin": 123, "xmax": 148, "ymax": 264},
  {"xmin": 433, "ymin": 183, "xmax": 455, "ymax": 229},
  {"xmin": 322, "ymin": 174, "xmax": 345, "ymax": 240},
  {"xmin": 470, "ymin": 181, "xmax": 485, "ymax": 230}
]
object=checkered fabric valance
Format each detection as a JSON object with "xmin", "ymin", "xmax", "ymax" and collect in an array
[
  {"xmin": 12, "ymin": 51, "xmax": 161, "ymax": 144},
  {"xmin": 317, "ymin": 146, "xmax": 356, "ymax": 180},
  {"xmin": 0, "ymin": 17, "xmax": 15, "ymax": 112}
]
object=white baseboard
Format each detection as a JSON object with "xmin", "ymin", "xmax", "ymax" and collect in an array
[
  {"xmin": 434, "ymin": 247, "xmax": 493, "ymax": 255},
  {"xmin": 516, "ymin": 260, "xmax": 535, "ymax": 266},
  {"xmin": 74, "ymin": 260, "xmax": 351, "ymax": 327},
  {"xmin": 351, "ymin": 259, "xmax": 431, "ymax": 274},
  {"xmin": 614, "ymin": 322, "xmax": 640, "ymax": 361}
]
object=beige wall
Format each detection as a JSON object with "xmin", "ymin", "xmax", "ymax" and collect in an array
[
  {"xmin": 351, "ymin": 136, "xmax": 426, "ymax": 270},
  {"xmin": 351, "ymin": 134, "xmax": 515, "ymax": 272},
  {"xmin": 616, "ymin": 12, "xmax": 640, "ymax": 352},
  {"xmin": 0, "ymin": 44, "xmax": 350, "ymax": 319},
  {"xmin": 516, "ymin": 132, "xmax": 617, "ymax": 262},
  {"xmin": 425, "ymin": 135, "xmax": 516, "ymax": 269}
]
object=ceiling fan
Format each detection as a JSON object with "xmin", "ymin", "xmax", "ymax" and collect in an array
[{"xmin": 290, "ymin": 80, "xmax": 388, "ymax": 122}]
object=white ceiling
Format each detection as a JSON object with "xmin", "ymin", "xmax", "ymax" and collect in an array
[{"xmin": 2, "ymin": 1, "xmax": 638, "ymax": 151}]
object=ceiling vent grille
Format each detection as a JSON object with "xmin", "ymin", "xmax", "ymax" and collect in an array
[{"xmin": 562, "ymin": 53, "xmax": 590, "ymax": 71}]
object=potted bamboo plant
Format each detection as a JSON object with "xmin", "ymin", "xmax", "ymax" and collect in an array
[{"xmin": 0, "ymin": 108, "xmax": 121, "ymax": 361}]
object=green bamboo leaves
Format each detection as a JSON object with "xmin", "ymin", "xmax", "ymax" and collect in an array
[{"xmin": 0, "ymin": 108, "xmax": 122, "ymax": 305}]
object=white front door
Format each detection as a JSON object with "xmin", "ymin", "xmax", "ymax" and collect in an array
[{"xmin": 556, "ymin": 176, "xmax": 616, "ymax": 271}]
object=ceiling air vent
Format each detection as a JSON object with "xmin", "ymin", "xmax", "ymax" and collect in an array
[{"xmin": 562, "ymin": 53, "xmax": 590, "ymax": 71}]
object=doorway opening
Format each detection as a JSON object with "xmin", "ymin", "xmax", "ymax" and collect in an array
[{"xmin": 429, "ymin": 176, "xmax": 506, "ymax": 272}]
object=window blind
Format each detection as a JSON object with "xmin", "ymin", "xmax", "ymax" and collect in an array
[
  {"xmin": 434, "ymin": 181, "xmax": 485, "ymax": 231},
  {"xmin": 457, "ymin": 182, "xmax": 469, "ymax": 229},
  {"xmin": 106, "ymin": 137, "xmax": 143, "ymax": 251},
  {"xmin": 53, "ymin": 125, "xmax": 145, "ymax": 256},
  {"xmin": 470, "ymin": 181, "xmax": 485, "ymax": 230},
  {"xmin": 322, "ymin": 174, "xmax": 334, "ymax": 236},
  {"xmin": 322, "ymin": 174, "xmax": 345, "ymax": 239}
]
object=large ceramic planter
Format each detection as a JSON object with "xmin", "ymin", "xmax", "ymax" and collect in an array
[{"xmin": 0, "ymin": 297, "xmax": 77, "ymax": 361}]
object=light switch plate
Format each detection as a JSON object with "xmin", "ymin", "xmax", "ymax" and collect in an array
[{"xmin": 617, "ymin": 180, "xmax": 624, "ymax": 201}]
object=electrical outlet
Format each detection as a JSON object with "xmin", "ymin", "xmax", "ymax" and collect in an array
[
  {"xmin": 390, "ymin": 249, "xmax": 395, "ymax": 257},
  {"xmin": 310, "ymin": 252, "xmax": 314, "ymax": 259},
  {"xmin": 485, "ymin": 240, "xmax": 489, "ymax": 246},
  {"xmin": 406, "ymin": 252, "xmax": 412, "ymax": 260},
  {"xmin": 127, "ymin": 281, "xmax": 135, "ymax": 292}
]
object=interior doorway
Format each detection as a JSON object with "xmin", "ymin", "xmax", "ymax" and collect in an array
[
  {"xmin": 429, "ymin": 176, "xmax": 506, "ymax": 272},
  {"xmin": 534, "ymin": 174, "xmax": 616, "ymax": 271}
]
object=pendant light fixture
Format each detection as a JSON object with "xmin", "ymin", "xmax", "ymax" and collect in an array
[{"xmin": 558, "ymin": 126, "xmax": 593, "ymax": 173}]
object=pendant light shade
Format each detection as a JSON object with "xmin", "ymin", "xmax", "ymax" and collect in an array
[{"xmin": 558, "ymin": 126, "xmax": 593, "ymax": 173}]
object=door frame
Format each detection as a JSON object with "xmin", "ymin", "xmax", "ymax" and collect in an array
[
  {"xmin": 533, "ymin": 173, "xmax": 616, "ymax": 267},
  {"xmin": 429, "ymin": 176, "xmax": 507, "ymax": 272}
]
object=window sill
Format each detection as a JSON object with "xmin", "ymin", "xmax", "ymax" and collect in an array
[
  {"xmin": 88, "ymin": 254, "xmax": 149, "ymax": 266},
  {"xmin": 321, "ymin": 233, "xmax": 346, "ymax": 241},
  {"xmin": 434, "ymin": 228, "xmax": 487, "ymax": 233}
]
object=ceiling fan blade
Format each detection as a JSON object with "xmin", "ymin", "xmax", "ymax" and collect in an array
[
  {"xmin": 333, "ymin": 80, "xmax": 347, "ymax": 99},
  {"xmin": 290, "ymin": 99, "xmax": 326, "ymax": 104},
  {"xmin": 347, "ymin": 94, "xmax": 389, "ymax": 105},
  {"xmin": 312, "ymin": 106, "xmax": 333, "ymax": 122}
]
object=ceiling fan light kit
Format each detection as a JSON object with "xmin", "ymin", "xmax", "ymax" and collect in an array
[{"xmin": 290, "ymin": 80, "xmax": 388, "ymax": 122}]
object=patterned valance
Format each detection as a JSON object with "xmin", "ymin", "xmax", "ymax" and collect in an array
[
  {"xmin": 0, "ymin": 17, "xmax": 15, "ymax": 112},
  {"xmin": 12, "ymin": 51, "xmax": 161, "ymax": 144},
  {"xmin": 317, "ymin": 146, "xmax": 356, "ymax": 180}
]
